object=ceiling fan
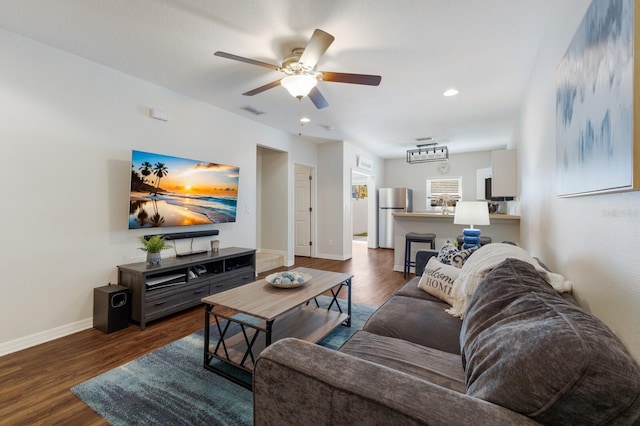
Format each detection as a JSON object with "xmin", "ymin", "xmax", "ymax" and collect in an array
[{"xmin": 214, "ymin": 29, "xmax": 382, "ymax": 109}]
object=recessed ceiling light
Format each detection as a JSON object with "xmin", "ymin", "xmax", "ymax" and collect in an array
[
  {"xmin": 299, "ymin": 116, "xmax": 311, "ymax": 123},
  {"xmin": 443, "ymin": 88, "xmax": 459, "ymax": 97}
]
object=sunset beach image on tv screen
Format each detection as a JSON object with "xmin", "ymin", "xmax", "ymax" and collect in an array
[{"xmin": 129, "ymin": 150, "xmax": 239, "ymax": 229}]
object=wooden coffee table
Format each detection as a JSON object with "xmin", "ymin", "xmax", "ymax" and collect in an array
[{"xmin": 201, "ymin": 267, "xmax": 353, "ymax": 388}]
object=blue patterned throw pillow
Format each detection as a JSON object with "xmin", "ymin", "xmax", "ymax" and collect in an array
[{"xmin": 436, "ymin": 241, "xmax": 477, "ymax": 268}]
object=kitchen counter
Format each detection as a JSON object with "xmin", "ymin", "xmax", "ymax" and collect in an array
[
  {"xmin": 393, "ymin": 212, "xmax": 520, "ymax": 220},
  {"xmin": 391, "ymin": 212, "xmax": 520, "ymax": 274}
]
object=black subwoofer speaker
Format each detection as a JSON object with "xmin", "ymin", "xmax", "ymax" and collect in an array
[{"xmin": 93, "ymin": 285, "xmax": 130, "ymax": 333}]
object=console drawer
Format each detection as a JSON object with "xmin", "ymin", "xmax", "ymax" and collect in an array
[
  {"xmin": 145, "ymin": 282, "xmax": 210, "ymax": 319},
  {"xmin": 210, "ymin": 267, "xmax": 255, "ymax": 294}
]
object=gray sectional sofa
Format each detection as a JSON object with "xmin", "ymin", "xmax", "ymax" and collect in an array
[{"xmin": 253, "ymin": 248, "xmax": 640, "ymax": 425}]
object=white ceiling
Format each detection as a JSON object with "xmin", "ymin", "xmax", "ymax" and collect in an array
[{"xmin": 0, "ymin": 0, "xmax": 554, "ymax": 159}]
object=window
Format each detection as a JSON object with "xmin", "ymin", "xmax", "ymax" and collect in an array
[{"xmin": 427, "ymin": 177, "xmax": 462, "ymax": 211}]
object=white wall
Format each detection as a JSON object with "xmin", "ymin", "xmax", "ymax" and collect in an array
[
  {"xmin": 385, "ymin": 151, "xmax": 493, "ymax": 210},
  {"xmin": 257, "ymin": 147, "xmax": 288, "ymax": 256},
  {"xmin": 518, "ymin": 0, "xmax": 640, "ymax": 361},
  {"xmin": 0, "ymin": 29, "xmax": 320, "ymax": 354},
  {"xmin": 314, "ymin": 140, "xmax": 384, "ymax": 259},
  {"xmin": 316, "ymin": 142, "xmax": 345, "ymax": 259}
]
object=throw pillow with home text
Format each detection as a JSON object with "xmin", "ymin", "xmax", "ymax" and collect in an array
[{"xmin": 418, "ymin": 257, "xmax": 460, "ymax": 305}]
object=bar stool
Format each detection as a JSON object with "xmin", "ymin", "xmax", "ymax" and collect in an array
[
  {"xmin": 456, "ymin": 235, "xmax": 492, "ymax": 248},
  {"xmin": 404, "ymin": 232, "xmax": 436, "ymax": 278}
]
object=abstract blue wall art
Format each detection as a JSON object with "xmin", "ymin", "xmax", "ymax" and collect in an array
[{"xmin": 556, "ymin": 0, "xmax": 638, "ymax": 196}]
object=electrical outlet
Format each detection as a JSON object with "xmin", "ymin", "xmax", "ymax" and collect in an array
[{"xmin": 329, "ymin": 239, "xmax": 333, "ymax": 247}]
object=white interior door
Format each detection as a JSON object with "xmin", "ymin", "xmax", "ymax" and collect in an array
[{"xmin": 294, "ymin": 165, "xmax": 312, "ymax": 257}]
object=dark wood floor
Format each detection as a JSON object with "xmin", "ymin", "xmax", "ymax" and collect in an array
[{"xmin": 0, "ymin": 243, "xmax": 406, "ymax": 425}]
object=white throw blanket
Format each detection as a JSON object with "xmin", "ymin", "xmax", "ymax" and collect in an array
[{"xmin": 446, "ymin": 244, "xmax": 573, "ymax": 318}]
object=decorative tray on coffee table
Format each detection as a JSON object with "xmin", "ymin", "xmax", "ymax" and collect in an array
[{"xmin": 265, "ymin": 271, "xmax": 312, "ymax": 288}]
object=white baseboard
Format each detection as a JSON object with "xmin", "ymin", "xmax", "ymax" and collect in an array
[
  {"xmin": 0, "ymin": 317, "xmax": 93, "ymax": 357},
  {"xmin": 316, "ymin": 253, "xmax": 350, "ymax": 261},
  {"xmin": 258, "ymin": 248, "xmax": 287, "ymax": 258}
]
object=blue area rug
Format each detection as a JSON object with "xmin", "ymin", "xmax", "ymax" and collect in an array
[{"xmin": 72, "ymin": 296, "xmax": 376, "ymax": 425}]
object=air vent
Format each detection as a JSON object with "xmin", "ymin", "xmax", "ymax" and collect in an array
[{"xmin": 240, "ymin": 106, "xmax": 265, "ymax": 116}]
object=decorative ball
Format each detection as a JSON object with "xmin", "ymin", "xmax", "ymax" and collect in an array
[{"xmin": 266, "ymin": 272, "xmax": 312, "ymax": 288}]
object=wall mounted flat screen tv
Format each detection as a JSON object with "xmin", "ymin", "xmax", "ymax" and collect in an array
[{"xmin": 129, "ymin": 150, "xmax": 239, "ymax": 229}]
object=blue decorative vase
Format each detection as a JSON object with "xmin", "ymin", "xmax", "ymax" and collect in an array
[{"xmin": 462, "ymin": 229, "xmax": 481, "ymax": 249}]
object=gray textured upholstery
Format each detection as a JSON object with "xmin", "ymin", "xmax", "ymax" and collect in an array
[
  {"xmin": 254, "ymin": 338, "xmax": 540, "ymax": 426},
  {"xmin": 339, "ymin": 330, "xmax": 466, "ymax": 392},
  {"xmin": 394, "ymin": 277, "xmax": 445, "ymax": 301},
  {"xmin": 363, "ymin": 286, "xmax": 462, "ymax": 354},
  {"xmin": 461, "ymin": 258, "xmax": 640, "ymax": 425},
  {"xmin": 253, "ymin": 249, "xmax": 640, "ymax": 425}
]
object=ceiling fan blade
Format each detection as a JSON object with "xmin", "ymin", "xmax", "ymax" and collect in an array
[
  {"xmin": 243, "ymin": 79, "xmax": 282, "ymax": 96},
  {"xmin": 299, "ymin": 29, "xmax": 335, "ymax": 69},
  {"xmin": 308, "ymin": 87, "xmax": 329, "ymax": 109},
  {"xmin": 321, "ymin": 71, "xmax": 382, "ymax": 86},
  {"xmin": 214, "ymin": 51, "xmax": 281, "ymax": 71}
]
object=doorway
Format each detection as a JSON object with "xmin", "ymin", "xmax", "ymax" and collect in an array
[
  {"xmin": 257, "ymin": 146, "xmax": 288, "ymax": 266},
  {"xmin": 351, "ymin": 170, "xmax": 377, "ymax": 251},
  {"xmin": 351, "ymin": 171, "xmax": 369, "ymax": 245}
]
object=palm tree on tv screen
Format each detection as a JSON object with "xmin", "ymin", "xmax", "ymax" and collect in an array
[
  {"xmin": 153, "ymin": 162, "xmax": 168, "ymax": 195},
  {"xmin": 139, "ymin": 161, "xmax": 153, "ymax": 186}
]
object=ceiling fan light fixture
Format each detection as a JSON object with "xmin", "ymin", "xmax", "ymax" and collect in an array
[{"xmin": 281, "ymin": 74, "xmax": 318, "ymax": 99}]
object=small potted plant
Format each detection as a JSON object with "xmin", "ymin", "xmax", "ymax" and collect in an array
[{"xmin": 139, "ymin": 235, "xmax": 172, "ymax": 264}]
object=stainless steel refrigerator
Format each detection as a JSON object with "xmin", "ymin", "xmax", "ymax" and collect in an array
[{"xmin": 378, "ymin": 187, "xmax": 413, "ymax": 248}]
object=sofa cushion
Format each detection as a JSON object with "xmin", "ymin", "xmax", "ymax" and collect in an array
[
  {"xmin": 339, "ymin": 331, "xmax": 466, "ymax": 393},
  {"xmin": 461, "ymin": 258, "xmax": 640, "ymax": 424},
  {"xmin": 364, "ymin": 295, "xmax": 462, "ymax": 354},
  {"xmin": 417, "ymin": 257, "xmax": 459, "ymax": 305},
  {"xmin": 436, "ymin": 241, "xmax": 477, "ymax": 268},
  {"xmin": 395, "ymin": 278, "xmax": 442, "ymax": 302}
]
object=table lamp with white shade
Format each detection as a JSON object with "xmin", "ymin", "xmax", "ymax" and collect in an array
[{"xmin": 454, "ymin": 201, "xmax": 490, "ymax": 249}]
